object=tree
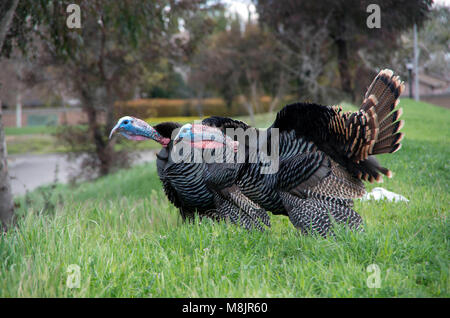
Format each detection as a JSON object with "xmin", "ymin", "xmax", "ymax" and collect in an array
[
  {"xmin": 412, "ymin": 6, "xmax": 450, "ymax": 79},
  {"xmin": 5, "ymin": 0, "xmax": 210, "ymax": 179},
  {"xmin": 268, "ymin": 19, "xmax": 335, "ymax": 104},
  {"xmin": 0, "ymin": 0, "xmax": 19, "ymax": 231},
  {"xmin": 255, "ymin": 0, "xmax": 433, "ymax": 101},
  {"xmin": 189, "ymin": 16, "xmax": 287, "ymax": 123}
]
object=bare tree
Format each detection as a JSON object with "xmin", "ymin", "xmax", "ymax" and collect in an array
[
  {"xmin": 273, "ymin": 22, "xmax": 336, "ymax": 104},
  {"xmin": 0, "ymin": 0, "xmax": 19, "ymax": 231},
  {"xmin": 255, "ymin": 0, "xmax": 433, "ymax": 102},
  {"xmin": 189, "ymin": 19, "xmax": 287, "ymax": 124}
]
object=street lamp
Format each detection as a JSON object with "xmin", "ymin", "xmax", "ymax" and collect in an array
[{"xmin": 406, "ymin": 62, "xmax": 413, "ymax": 99}]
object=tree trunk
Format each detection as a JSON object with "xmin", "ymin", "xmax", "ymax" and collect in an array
[
  {"xmin": 268, "ymin": 71, "xmax": 287, "ymax": 114},
  {"xmin": 335, "ymin": 38, "xmax": 355, "ymax": 102},
  {"xmin": 0, "ymin": 0, "xmax": 20, "ymax": 232},
  {"xmin": 241, "ymin": 96, "xmax": 255, "ymax": 126},
  {"xmin": 250, "ymin": 82, "xmax": 261, "ymax": 114},
  {"xmin": 0, "ymin": 102, "xmax": 15, "ymax": 231},
  {"xmin": 0, "ymin": 0, "xmax": 19, "ymax": 48},
  {"xmin": 85, "ymin": 104, "xmax": 113, "ymax": 177}
]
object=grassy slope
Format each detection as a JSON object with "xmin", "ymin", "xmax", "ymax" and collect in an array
[{"xmin": 0, "ymin": 99, "xmax": 448, "ymax": 297}]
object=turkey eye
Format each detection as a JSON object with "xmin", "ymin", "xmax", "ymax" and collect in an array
[{"xmin": 123, "ymin": 120, "xmax": 129, "ymax": 125}]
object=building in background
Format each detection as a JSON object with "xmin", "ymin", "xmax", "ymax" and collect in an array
[{"xmin": 403, "ymin": 72, "xmax": 450, "ymax": 108}]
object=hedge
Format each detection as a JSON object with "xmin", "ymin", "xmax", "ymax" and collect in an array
[{"xmin": 114, "ymin": 96, "xmax": 277, "ymax": 119}]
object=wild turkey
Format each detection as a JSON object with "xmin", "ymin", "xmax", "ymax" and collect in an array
[
  {"xmin": 109, "ymin": 118, "xmax": 269, "ymax": 230},
  {"xmin": 174, "ymin": 120, "xmax": 271, "ymax": 230},
  {"xmin": 175, "ymin": 69, "xmax": 405, "ymax": 237},
  {"xmin": 109, "ymin": 119, "xmax": 214, "ymax": 220}
]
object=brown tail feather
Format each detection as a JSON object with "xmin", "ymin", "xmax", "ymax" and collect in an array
[
  {"xmin": 367, "ymin": 70, "xmax": 404, "ymax": 156},
  {"xmin": 355, "ymin": 69, "xmax": 405, "ymax": 181},
  {"xmin": 364, "ymin": 69, "xmax": 394, "ymax": 101},
  {"xmin": 372, "ymin": 132, "xmax": 404, "ymax": 154},
  {"xmin": 380, "ymin": 108, "xmax": 403, "ymax": 130},
  {"xmin": 326, "ymin": 70, "xmax": 404, "ymax": 183},
  {"xmin": 372, "ymin": 143, "xmax": 402, "ymax": 155},
  {"xmin": 360, "ymin": 95, "xmax": 378, "ymax": 112},
  {"xmin": 365, "ymin": 71, "xmax": 404, "ymax": 123},
  {"xmin": 378, "ymin": 120, "xmax": 404, "ymax": 141}
]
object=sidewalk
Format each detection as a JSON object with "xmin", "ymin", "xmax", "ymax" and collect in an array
[{"xmin": 7, "ymin": 150, "xmax": 157, "ymax": 196}]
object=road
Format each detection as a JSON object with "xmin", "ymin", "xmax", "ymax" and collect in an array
[{"xmin": 7, "ymin": 151, "xmax": 157, "ymax": 196}]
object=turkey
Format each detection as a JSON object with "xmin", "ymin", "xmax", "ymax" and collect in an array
[
  {"xmin": 175, "ymin": 69, "xmax": 405, "ymax": 237},
  {"xmin": 109, "ymin": 118, "xmax": 269, "ymax": 230},
  {"xmin": 174, "ymin": 120, "xmax": 271, "ymax": 230}
]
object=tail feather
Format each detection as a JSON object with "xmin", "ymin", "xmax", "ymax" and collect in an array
[
  {"xmin": 380, "ymin": 108, "xmax": 403, "ymax": 129},
  {"xmin": 373, "ymin": 132, "xmax": 404, "ymax": 153},
  {"xmin": 360, "ymin": 94, "xmax": 378, "ymax": 112},
  {"xmin": 378, "ymin": 120, "xmax": 404, "ymax": 141},
  {"xmin": 371, "ymin": 143, "xmax": 402, "ymax": 155},
  {"xmin": 364, "ymin": 69, "xmax": 395, "ymax": 101},
  {"xmin": 364, "ymin": 71, "xmax": 404, "ymax": 120},
  {"xmin": 355, "ymin": 69, "xmax": 405, "ymax": 181},
  {"xmin": 367, "ymin": 70, "xmax": 404, "ymax": 153}
]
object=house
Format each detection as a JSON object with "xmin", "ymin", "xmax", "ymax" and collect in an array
[{"xmin": 403, "ymin": 72, "xmax": 450, "ymax": 108}]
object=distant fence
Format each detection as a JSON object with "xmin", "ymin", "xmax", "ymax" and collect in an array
[
  {"xmin": 1, "ymin": 107, "xmax": 101, "ymax": 127},
  {"xmin": 420, "ymin": 93, "xmax": 450, "ymax": 109}
]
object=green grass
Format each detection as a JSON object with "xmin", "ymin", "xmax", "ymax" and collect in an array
[
  {"xmin": 5, "ymin": 125, "xmax": 60, "ymax": 136},
  {"xmin": 5, "ymin": 134, "xmax": 69, "ymax": 155},
  {"xmin": 5, "ymin": 125, "xmax": 161, "ymax": 155},
  {"xmin": 0, "ymin": 98, "xmax": 448, "ymax": 297},
  {"xmin": 5, "ymin": 125, "xmax": 64, "ymax": 155}
]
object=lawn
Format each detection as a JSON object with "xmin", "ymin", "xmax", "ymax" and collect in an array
[
  {"xmin": 0, "ymin": 98, "xmax": 448, "ymax": 297},
  {"xmin": 4, "ymin": 117, "xmax": 209, "ymax": 155}
]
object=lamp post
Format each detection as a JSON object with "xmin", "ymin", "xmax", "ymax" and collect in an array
[
  {"xmin": 413, "ymin": 23, "xmax": 420, "ymax": 101},
  {"xmin": 406, "ymin": 62, "xmax": 413, "ymax": 99}
]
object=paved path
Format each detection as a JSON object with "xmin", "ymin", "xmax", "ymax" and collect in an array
[{"xmin": 8, "ymin": 151, "xmax": 157, "ymax": 196}]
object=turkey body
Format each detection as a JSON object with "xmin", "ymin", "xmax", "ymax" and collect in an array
[
  {"xmin": 154, "ymin": 122, "xmax": 269, "ymax": 229},
  {"xmin": 238, "ymin": 128, "xmax": 365, "ymax": 236},
  {"xmin": 236, "ymin": 131, "xmax": 325, "ymax": 215}
]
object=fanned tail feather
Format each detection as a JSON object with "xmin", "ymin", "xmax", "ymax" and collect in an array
[
  {"xmin": 363, "ymin": 69, "xmax": 405, "ymax": 154},
  {"xmin": 354, "ymin": 69, "xmax": 405, "ymax": 181}
]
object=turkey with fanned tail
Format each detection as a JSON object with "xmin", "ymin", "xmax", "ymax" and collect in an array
[{"xmin": 175, "ymin": 69, "xmax": 405, "ymax": 237}]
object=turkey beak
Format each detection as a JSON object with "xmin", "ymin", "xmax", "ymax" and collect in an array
[
  {"xmin": 173, "ymin": 129, "xmax": 184, "ymax": 145},
  {"xmin": 109, "ymin": 123, "xmax": 121, "ymax": 139},
  {"xmin": 173, "ymin": 136, "xmax": 182, "ymax": 145}
]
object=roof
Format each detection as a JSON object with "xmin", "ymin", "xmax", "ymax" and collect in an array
[{"xmin": 419, "ymin": 73, "xmax": 450, "ymax": 89}]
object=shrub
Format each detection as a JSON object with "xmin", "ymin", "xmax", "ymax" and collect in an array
[{"xmin": 114, "ymin": 96, "xmax": 278, "ymax": 119}]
